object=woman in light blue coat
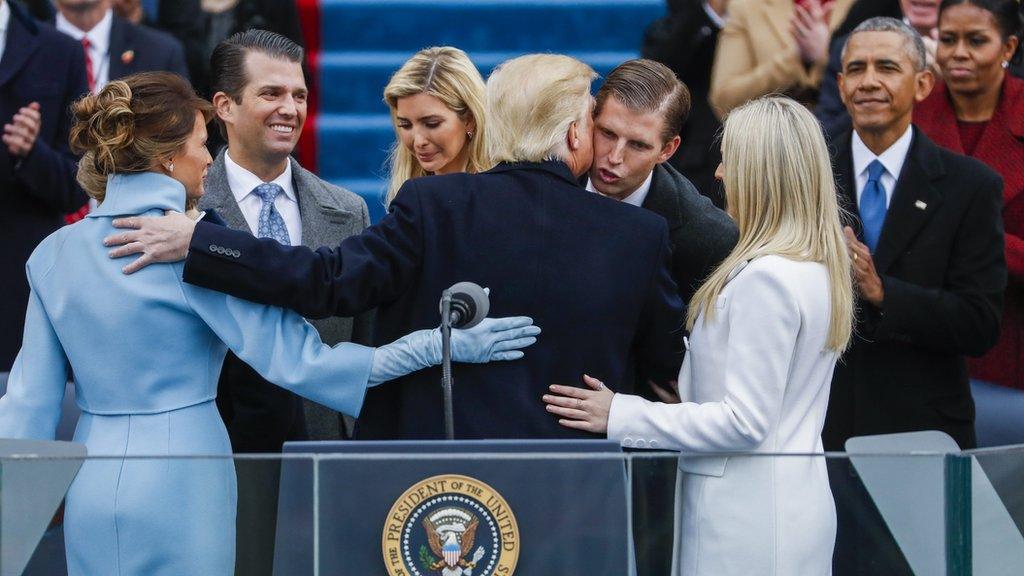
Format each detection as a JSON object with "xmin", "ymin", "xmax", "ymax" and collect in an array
[{"xmin": 0, "ymin": 73, "xmax": 539, "ymax": 576}]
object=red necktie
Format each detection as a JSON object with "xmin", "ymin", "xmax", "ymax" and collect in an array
[
  {"xmin": 82, "ymin": 38, "xmax": 95, "ymax": 93},
  {"xmin": 67, "ymin": 38, "xmax": 95, "ymax": 223}
]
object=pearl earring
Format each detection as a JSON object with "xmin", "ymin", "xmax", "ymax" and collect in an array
[
  {"xmin": 167, "ymin": 162, "xmax": 174, "ymax": 173},
  {"xmin": 1002, "ymin": 60, "xmax": 1010, "ymax": 69},
  {"xmin": 466, "ymin": 130, "xmax": 474, "ymax": 140}
]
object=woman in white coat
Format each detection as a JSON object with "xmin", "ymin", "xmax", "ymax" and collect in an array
[{"xmin": 543, "ymin": 96, "xmax": 854, "ymax": 576}]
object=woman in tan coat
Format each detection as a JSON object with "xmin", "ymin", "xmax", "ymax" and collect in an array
[{"xmin": 709, "ymin": 0, "xmax": 853, "ymax": 117}]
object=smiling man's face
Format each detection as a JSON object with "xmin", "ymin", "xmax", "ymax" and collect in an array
[
  {"xmin": 839, "ymin": 30, "xmax": 932, "ymax": 137},
  {"xmin": 218, "ymin": 51, "xmax": 307, "ymax": 166}
]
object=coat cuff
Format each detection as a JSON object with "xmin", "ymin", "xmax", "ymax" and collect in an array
[{"xmin": 608, "ymin": 393, "xmax": 646, "ymax": 445}]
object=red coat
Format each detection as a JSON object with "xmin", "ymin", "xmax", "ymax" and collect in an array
[{"xmin": 915, "ymin": 76, "xmax": 1024, "ymax": 389}]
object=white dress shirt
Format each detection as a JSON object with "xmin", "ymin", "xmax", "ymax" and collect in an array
[
  {"xmin": 851, "ymin": 125, "xmax": 913, "ymax": 209},
  {"xmin": 224, "ymin": 151, "xmax": 302, "ymax": 244},
  {"xmin": 585, "ymin": 171, "xmax": 654, "ymax": 207},
  {"xmin": 55, "ymin": 8, "xmax": 113, "ymax": 93},
  {"xmin": 0, "ymin": 1, "xmax": 11, "ymax": 64}
]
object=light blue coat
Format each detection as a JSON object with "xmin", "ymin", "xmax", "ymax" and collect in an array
[{"xmin": 0, "ymin": 172, "xmax": 376, "ymax": 575}]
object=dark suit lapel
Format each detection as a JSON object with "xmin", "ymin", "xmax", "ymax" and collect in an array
[
  {"xmin": 832, "ymin": 132, "xmax": 860, "ymax": 236},
  {"xmin": 0, "ymin": 10, "xmax": 41, "ymax": 89},
  {"xmin": 873, "ymin": 131, "xmax": 945, "ymax": 274},
  {"xmin": 200, "ymin": 153, "xmax": 250, "ymax": 232},
  {"xmin": 108, "ymin": 16, "xmax": 130, "ymax": 80}
]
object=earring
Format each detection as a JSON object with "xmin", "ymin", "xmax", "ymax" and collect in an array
[
  {"xmin": 167, "ymin": 162, "xmax": 175, "ymax": 173},
  {"xmin": 1002, "ymin": 60, "xmax": 1010, "ymax": 69},
  {"xmin": 466, "ymin": 130, "xmax": 474, "ymax": 140}
]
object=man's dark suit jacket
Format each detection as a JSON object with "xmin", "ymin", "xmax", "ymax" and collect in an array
[
  {"xmin": 644, "ymin": 162, "xmax": 738, "ymax": 305},
  {"xmin": 183, "ymin": 161, "xmax": 686, "ymax": 439},
  {"xmin": 824, "ymin": 127, "xmax": 1006, "ymax": 450},
  {"xmin": 0, "ymin": 3, "xmax": 89, "ymax": 370},
  {"xmin": 49, "ymin": 14, "xmax": 190, "ymax": 83},
  {"xmin": 642, "ymin": 0, "xmax": 725, "ymax": 207}
]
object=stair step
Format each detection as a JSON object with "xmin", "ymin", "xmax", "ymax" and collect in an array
[
  {"xmin": 317, "ymin": 114, "xmax": 395, "ymax": 180},
  {"xmin": 319, "ymin": 50, "xmax": 642, "ymax": 114},
  {"xmin": 330, "ymin": 177, "xmax": 389, "ymax": 222},
  {"xmin": 320, "ymin": 0, "xmax": 663, "ymax": 53}
]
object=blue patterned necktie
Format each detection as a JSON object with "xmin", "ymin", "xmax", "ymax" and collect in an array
[
  {"xmin": 253, "ymin": 183, "xmax": 292, "ymax": 246},
  {"xmin": 859, "ymin": 160, "xmax": 887, "ymax": 252}
]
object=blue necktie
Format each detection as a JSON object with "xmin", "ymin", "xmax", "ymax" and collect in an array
[
  {"xmin": 253, "ymin": 183, "xmax": 292, "ymax": 246},
  {"xmin": 859, "ymin": 160, "xmax": 887, "ymax": 252}
]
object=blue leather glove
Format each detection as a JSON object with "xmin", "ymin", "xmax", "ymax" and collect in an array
[{"xmin": 368, "ymin": 316, "xmax": 540, "ymax": 386}]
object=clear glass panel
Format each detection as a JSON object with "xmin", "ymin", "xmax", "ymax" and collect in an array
[{"xmin": 5, "ymin": 447, "xmax": 1015, "ymax": 575}]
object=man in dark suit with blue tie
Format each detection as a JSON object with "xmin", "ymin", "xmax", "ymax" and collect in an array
[
  {"xmin": 104, "ymin": 53, "xmax": 686, "ymax": 441},
  {"xmin": 0, "ymin": 0, "xmax": 89, "ymax": 371},
  {"xmin": 824, "ymin": 18, "xmax": 1005, "ymax": 575}
]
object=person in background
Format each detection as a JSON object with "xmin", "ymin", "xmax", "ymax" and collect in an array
[
  {"xmin": 817, "ymin": 0, "xmax": 943, "ymax": 138},
  {"xmin": 641, "ymin": 0, "xmax": 730, "ymax": 207},
  {"xmin": 111, "ymin": 0, "xmax": 205, "ymax": 84},
  {"xmin": 585, "ymin": 57, "xmax": 738, "ymax": 576},
  {"xmin": 545, "ymin": 95, "xmax": 855, "ymax": 576},
  {"xmin": 913, "ymin": 0, "xmax": 1024, "ymax": 445},
  {"xmin": 52, "ymin": 0, "xmax": 190, "ymax": 223},
  {"xmin": 0, "ymin": 71, "xmax": 538, "ymax": 575},
  {"xmin": 0, "ymin": 0, "xmax": 89, "ymax": 372},
  {"xmin": 826, "ymin": 17, "xmax": 1005, "ymax": 575},
  {"xmin": 382, "ymin": 46, "xmax": 490, "ymax": 207},
  {"xmin": 708, "ymin": 0, "xmax": 854, "ymax": 118}
]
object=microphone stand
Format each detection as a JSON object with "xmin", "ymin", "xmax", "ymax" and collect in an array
[{"xmin": 440, "ymin": 290, "xmax": 455, "ymax": 440}]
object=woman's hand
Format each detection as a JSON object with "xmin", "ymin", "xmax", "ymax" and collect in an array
[
  {"xmin": 451, "ymin": 317, "xmax": 540, "ymax": 363},
  {"xmin": 791, "ymin": 0, "xmax": 834, "ymax": 66},
  {"xmin": 543, "ymin": 375, "xmax": 614, "ymax": 434}
]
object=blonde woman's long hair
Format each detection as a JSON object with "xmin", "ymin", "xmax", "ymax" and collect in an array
[
  {"xmin": 687, "ymin": 97, "xmax": 854, "ymax": 352},
  {"xmin": 383, "ymin": 47, "xmax": 490, "ymax": 205}
]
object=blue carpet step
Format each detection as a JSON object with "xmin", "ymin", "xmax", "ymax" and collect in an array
[
  {"xmin": 321, "ymin": 0, "xmax": 664, "ymax": 53},
  {"xmin": 317, "ymin": 113, "xmax": 394, "ymax": 181},
  {"xmin": 331, "ymin": 177, "xmax": 389, "ymax": 223},
  {"xmin": 320, "ymin": 50, "xmax": 644, "ymax": 115}
]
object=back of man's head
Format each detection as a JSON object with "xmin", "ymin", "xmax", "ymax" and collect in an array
[
  {"xmin": 211, "ymin": 29, "xmax": 304, "ymax": 104},
  {"xmin": 485, "ymin": 54, "xmax": 597, "ymax": 164},
  {"xmin": 595, "ymin": 59, "xmax": 691, "ymax": 145}
]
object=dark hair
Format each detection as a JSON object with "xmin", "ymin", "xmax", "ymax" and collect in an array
[
  {"xmin": 594, "ymin": 59, "xmax": 691, "ymax": 145},
  {"xmin": 940, "ymin": 0, "xmax": 1024, "ymax": 63},
  {"xmin": 210, "ymin": 29, "xmax": 304, "ymax": 103},
  {"xmin": 69, "ymin": 72, "xmax": 213, "ymax": 202}
]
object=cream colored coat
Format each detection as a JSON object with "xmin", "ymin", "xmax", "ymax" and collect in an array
[
  {"xmin": 608, "ymin": 256, "xmax": 839, "ymax": 576},
  {"xmin": 709, "ymin": 0, "xmax": 853, "ymax": 118}
]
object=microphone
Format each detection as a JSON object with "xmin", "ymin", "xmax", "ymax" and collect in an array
[{"xmin": 442, "ymin": 281, "xmax": 490, "ymax": 329}]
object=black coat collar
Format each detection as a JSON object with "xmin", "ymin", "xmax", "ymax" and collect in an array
[{"xmin": 487, "ymin": 161, "xmax": 581, "ymax": 187}]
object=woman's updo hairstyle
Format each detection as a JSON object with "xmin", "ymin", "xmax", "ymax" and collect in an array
[{"xmin": 69, "ymin": 71, "xmax": 213, "ymax": 202}]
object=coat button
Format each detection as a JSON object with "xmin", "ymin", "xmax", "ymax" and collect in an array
[
  {"xmin": 649, "ymin": 440, "xmax": 660, "ymax": 449},
  {"xmin": 209, "ymin": 244, "xmax": 217, "ymax": 252},
  {"xmin": 232, "ymin": 250, "xmax": 241, "ymax": 258},
  {"xmin": 635, "ymin": 439, "xmax": 648, "ymax": 449},
  {"xmin": 623, "ymin": 437, "xmax": 634, "ymax": 447}
]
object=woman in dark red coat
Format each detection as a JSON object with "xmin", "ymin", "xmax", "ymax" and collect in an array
[{"xmin": 914, "ymin": 0, "xmax": 1023, "ymax": 398}]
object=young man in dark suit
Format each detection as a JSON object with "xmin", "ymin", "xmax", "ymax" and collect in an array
[
  {"xmin": 105, "ymin": 53, "xmax": 686, "ymax": 441},
  {"xmin": 827, "ymin": 17, "xmax": 1005, "ymax": 575},
  {"xmin": 641, "ymin": 0, "xmax": 729, "ymax": 207},
  {"xmin": 0, "ymin": 0, "xmax": 89, "ymax": 371},
  {"xmin": 584, "ymin": 58, "xmax": 737, "ymax": 576}
]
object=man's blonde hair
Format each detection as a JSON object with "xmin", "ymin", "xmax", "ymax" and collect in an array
[
  {"xmin": 485, "ymin": 54, "xmax": 597, "ymax": 163},
  {"xmin": 688, "ymin": 96, "xmax": 855, "ymax": 352}
]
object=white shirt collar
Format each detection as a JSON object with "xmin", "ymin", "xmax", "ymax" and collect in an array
[
  {"xmin": 851, "ymin": 124, "xmax": 913, "ymax": 185},
  {"xmin": 585, "ymin": 170, "xmax": 654, "ymax": 208},
  {"xmin": 224, "ymin": 150, "xmax": 297, "ymax": 204},
  {"xmin": 0, "ymin": 2, "xmax": 11, "ymax": 36},
  {"xmin": 55, "ymin": 8, "xmax": 113, "ymax": 55},
  {"xmin": 702, "ymin": 2, "xmax": 727, "ymax": 29}
]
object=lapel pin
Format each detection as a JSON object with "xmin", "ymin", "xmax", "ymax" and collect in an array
[
  {"xmin": 915, "ymin": 200, "xmax": 927, "ymax": 210},
  {"xmin": 121, "ymin": 50, "xmax": 135, "ymax": 65}
]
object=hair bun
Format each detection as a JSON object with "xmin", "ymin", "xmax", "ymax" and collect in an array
[{"xmin": 69, "ymin": 80, "xmax": 136, "ymax": 172}]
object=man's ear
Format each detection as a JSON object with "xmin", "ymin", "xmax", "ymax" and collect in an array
[
  {"xmin": 914, "ymin": 68, "xmax": 935, "ymax": 103},
  {"xmin": 658, "ymin": 135, "xmax": 681, "ymax": 163},
  {"xmin": 837, "ymin": 73, "xmax": 849, "ymax": 107},
  {"xmin": 567, "ymin": 121, "xmax": 581, "ymax": 151},
  {"xmin": 212, "ymin": 92, "xmax": 235, "ymax": 125}
]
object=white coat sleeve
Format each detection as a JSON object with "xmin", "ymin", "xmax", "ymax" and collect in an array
[{"xmin": 607, "ymin": 267, "xmax": 800, "ymax": 451}]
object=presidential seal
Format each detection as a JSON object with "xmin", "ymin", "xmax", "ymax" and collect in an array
[{"xmin": 383, "ymin": 474, "xmax": 520, "ymax": 576}]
